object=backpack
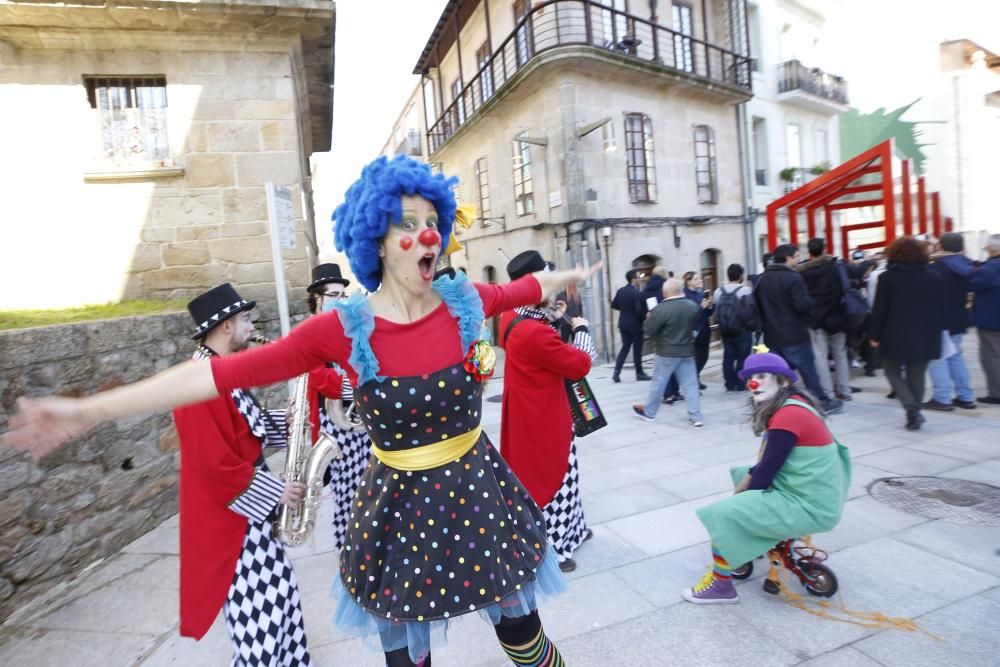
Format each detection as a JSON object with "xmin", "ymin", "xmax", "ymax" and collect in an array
[
  {"xmin": 715, "ymin": 287, "xmax": 753, "ymax": 336},
  {"xmin": 836, "ymin": 260, "xmax": 868, "ymax": 330}
]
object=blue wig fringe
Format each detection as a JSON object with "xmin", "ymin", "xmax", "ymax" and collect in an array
[
  {"xmin": 433, "ymin": 272, "xmax": 483, "ymax": 352},
  {"xmin": 333, "ymin": 156, "xmax": 458, "ymax": 292},
  {"xmin": 330, "ymin": 293, "xmax": 384, "ymax": 385}
]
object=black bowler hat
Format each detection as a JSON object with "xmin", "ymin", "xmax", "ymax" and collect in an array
[
  {"xmin": 308, "ymin": 263, "xmax": 350, "ymax": 292},
  {"xmin": 187, "ymin": 283, "xmax": 256, "ymax": 340},
  {"xmin": 506, "ymin": 250, "xmax": 549, "ymax": 281}
]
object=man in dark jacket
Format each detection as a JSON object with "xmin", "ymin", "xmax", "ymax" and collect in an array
[
  {"xmin": 797, "ymin": 238, "xmax": 853, "ymax": 401},
  {"xmin": 611, "ymin": 269, "xmax": 651, "ymax": 382},
  {"xmin": 971, "ymin": 233, "xmax": 1000, "ymax": 404},
  {"xmin": 754, "ymin": 244, "xmax": 843, "ymax": 414},
  {"xmin": 639, "ymin": 267, "xmax": 667, "ymax": 317},
  {"xmin": 925, "ymin": 233, "xmax": 977, "ymax": 410}
]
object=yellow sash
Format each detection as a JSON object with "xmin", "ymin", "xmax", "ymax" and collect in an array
[{"xmin": 371, "ymin": 426, "xmax": 482, "ymax": 471}]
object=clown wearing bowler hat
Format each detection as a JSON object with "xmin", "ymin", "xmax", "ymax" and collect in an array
[
  {"xmin": 682, "ymin": 347, "xmax": 851, "ymax": 604},
  {"xmin": 301, "ymin": 262, "xmax": 373, "ymax": 550},
  {"xmin": 176, "ymin": 283, "xmax": 316, "ymax": 663}
]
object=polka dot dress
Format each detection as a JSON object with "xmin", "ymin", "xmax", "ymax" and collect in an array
[{"xmin": 339, "ymin": 363, "xmax": 549, "ymax": 622}]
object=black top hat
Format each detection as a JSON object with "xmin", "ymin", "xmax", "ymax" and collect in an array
[
  {"xmin": 187, "ymin": 283, "xmax": 256, "ymax": 340},
  {"xmin": 506, "ymin": 250, "xmax": 549, "ymax": 281},
  {"xmin": 308, "ymin": 263, "xmax": 350, "ymax": 292}
]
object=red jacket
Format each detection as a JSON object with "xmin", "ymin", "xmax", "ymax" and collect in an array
[
  {"xmin": 173, "ymin": 395, "xmax": 263, "ymax": 639},
  {"xmin": 499, "ymin": 312, "xmax": 591, "ymax": 506}
]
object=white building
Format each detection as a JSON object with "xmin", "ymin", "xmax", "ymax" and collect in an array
[
  {"xmin": 918, "ymin": 39, "xmax": 1000, "ymax": 238},
  {"xmin": 743, "ymin": 0, "xmax": 847, "ymax": 256}
]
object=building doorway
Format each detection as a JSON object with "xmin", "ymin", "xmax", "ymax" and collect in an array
[{"xmin": 700, "ymin": 248, "xmax": 720, "ymax": 291}]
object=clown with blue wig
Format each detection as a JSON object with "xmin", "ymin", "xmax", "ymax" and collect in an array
[{"xmin": 6, "ymin": 155, "xmax": 601, "ymax": 667}]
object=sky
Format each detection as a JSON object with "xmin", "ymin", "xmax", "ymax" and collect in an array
[
  {"xmin": 312, "ymin": 0, "xmax": 447, "ymax": 257},
  {"xmin": 826, "ymin": 0, "xmax": 1000, "ymax": 113}
]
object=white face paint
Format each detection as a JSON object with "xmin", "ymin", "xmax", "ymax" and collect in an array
[{"xmin": 747, "ymin": 372, "xmax": 782, "ymax": 403}]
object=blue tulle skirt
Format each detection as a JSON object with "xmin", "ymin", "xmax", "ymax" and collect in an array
[{"xmin": 330, "ymin": 546, "xmax": 566, "ymax": 662}]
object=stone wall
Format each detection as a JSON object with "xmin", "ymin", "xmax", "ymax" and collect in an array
[
  {"xmin": 0, "ymin": 301, "xmax": 304, "ymax": 622},
  {"xmin": 0, "ymin": 3, "xmax": 334, "ymax": 310}
]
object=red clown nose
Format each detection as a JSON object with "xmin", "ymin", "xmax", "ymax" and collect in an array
[
  {"xmin": 418, "ymin": 228, "xmax": 441, "ymax": 248},
  {"xmin": 747, "ymin": 379, "xmax": 760, "ymax": 390}
]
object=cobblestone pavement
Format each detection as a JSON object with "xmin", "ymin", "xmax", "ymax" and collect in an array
[{"xmin": 2, "ymin": 338, "xmax": 999, "ymax": 666}]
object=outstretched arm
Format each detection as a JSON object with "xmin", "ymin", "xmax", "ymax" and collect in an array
[
  {"xmin": 5, "ymin": 359, "xmax": 217, "ymax": 460},
  {"xmin": 534, "ymin": 263, "xmax": 603, "ymax": 302}
]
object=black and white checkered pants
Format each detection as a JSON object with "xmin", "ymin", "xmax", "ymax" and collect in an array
[
  {"xmin": 543, "ymin": 438, "xmax": 589, "ymax": 561},
  {"xmin": 225, "ymin": 520, "xmax": 312, "ymax": 666},
  {"xmin": 326, "ymin": 426, "xmax": 372, "ymax": 549}
]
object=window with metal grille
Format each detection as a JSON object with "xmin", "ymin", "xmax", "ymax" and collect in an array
[
  {"xmin": 511, "ymin": 139, "xmax": 535, "ymax": 216},
  {"xmin": 624, "ymin": 113, "xmax": 657, "ymax": 203},
  {"xmin": 693, "ymin": 124, "xmax": 718, "ymax": 204},
  {"xmin": 84, "ymin": 76, "xmax": 171, "ymax": 169},
  {"xmin": 475, "ymin": 157, "xmax": 492, "ymax": 225}
]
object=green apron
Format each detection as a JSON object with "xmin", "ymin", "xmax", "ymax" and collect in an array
[{"xmin": 695, "ymin": 399, "xmax": 852, "ymax": 567}]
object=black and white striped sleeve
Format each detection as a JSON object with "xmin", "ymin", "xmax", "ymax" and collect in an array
[
  {"xmin": 229, "ymin": 468, "xmax": 284, "ymax": 523},
  {"xmin": 572, "ymin": 326, "xmax": 598, "ymax": 363},
  {"xmin": 263, "ymin": 409, "xmax": 288, "ymax": 448}
]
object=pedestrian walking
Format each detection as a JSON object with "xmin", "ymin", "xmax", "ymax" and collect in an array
[
  {"xmin": 632, "ymin": 278, "xmax": 704, "ymax": 427},
  {"xmin": 682, "ymin": 271, "xmax": 714, "ymax": 389},
  {"xmin": 712, "ymin": 263, "xmax": 756, "ymax": 392},
  {"xmin": 925, "ymin": 233, "xmax": 977, "ymax": 411},
  {"xmin": 754, "ymin": 244, "xmax": 843, "ymax": 414},
  {"xmin": 611, "ymin": 268, "xmax": 649, "ymax": 382},
  {"xmin": 971, "ymin": 233, "xmax": 1000, "ymax": 405},
  {"xmin": 869, "ymin": 236, "xmax": 945, "ymax": 430},
  {"xmin": 796, "ymin": 238, "xmax": 855, "ymax": 401}
]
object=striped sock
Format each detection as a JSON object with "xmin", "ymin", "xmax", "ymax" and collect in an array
[
  {"xmin": 499, "ymin": 627, "xmax": 565, "ymax": 667},
  {"xmin": 712, "ymin": 544, "xmax": 732, "ymax": 581}
]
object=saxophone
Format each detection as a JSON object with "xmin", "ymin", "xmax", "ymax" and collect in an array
[{"xmin": 273, "ymin": 373, "xmax": 342, "ymax": 546}]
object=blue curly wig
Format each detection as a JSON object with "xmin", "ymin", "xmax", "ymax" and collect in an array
[{"xmin": 332, "ymin": 155, "xmax": 458, "ymax": 292}]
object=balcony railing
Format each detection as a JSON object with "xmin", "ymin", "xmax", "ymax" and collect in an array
[
  {"xmin": 777, "ymin": 60, "xmax": 849, "ymax": 106},
  {"xmin": 428, "ymin": 0, "xmax": 752, "ymax": 153}
]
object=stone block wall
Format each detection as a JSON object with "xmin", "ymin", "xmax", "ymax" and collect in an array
[
  {"xmin": 0, "ymin": 42, "xmax": 317, "ymax": 310},
  {"xmin": 0, "ymin": 302, "xmax": 304, "ymax": 622}
]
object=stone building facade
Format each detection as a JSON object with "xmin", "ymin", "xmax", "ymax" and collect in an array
[
  {"xmin": 390, "ymin": 0, "xmax": 754, "ymax": 359},
  {"xmin": 0, "ymin": 0, "xmax": 335, "ymax": 310}
]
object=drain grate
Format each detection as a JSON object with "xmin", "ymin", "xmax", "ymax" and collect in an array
[{"xmin": 868, "ymin": 477, "xmax": 1000, "ymax": 527}]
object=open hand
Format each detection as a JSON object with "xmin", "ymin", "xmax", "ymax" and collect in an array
[{"xmin": 3, "ymin": 396, "xmax": 98, "ymax": 460}]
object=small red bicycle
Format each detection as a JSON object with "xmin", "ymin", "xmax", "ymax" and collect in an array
[{"xmin": 730, "ymin": 537, "xmax": 838, "ymax": 597}]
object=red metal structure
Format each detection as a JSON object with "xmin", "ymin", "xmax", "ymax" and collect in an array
[{"xmin": 766, "ymin": 139, "xmax": 950, "ymax": 258}]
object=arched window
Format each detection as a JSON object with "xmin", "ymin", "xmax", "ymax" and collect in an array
[{"xmin": 700, "ymin": 249, "xmax": 720, "ymax": 291}]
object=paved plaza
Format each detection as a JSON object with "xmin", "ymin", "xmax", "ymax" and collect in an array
[{"xmin": 1, "ymin": 341, "xmax": 999, "ymax": 666}]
